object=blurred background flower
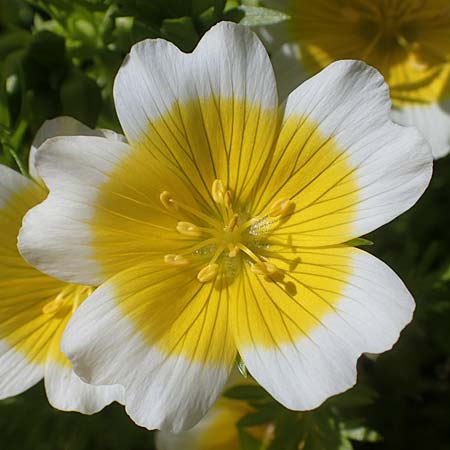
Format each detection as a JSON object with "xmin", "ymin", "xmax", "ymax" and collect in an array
[{"xmin": 262, "ymin": 0, "xmax": 450, "ymax": 159}]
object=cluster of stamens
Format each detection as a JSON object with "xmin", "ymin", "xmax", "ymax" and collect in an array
[
  {"xmin": 342, "ymin": 0, "xmax": 450, "ymax": 65},
  {"xmin": 161, "ymin": 179, "xmax": 294, "ymax": 284}
]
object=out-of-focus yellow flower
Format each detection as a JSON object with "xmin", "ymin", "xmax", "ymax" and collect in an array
[
  {"xmin": 0, "ymin": 117, "xmax": 123, "ymax": 412},
  {"xmin": 157, "ymin": 396, "xmax": 272, "ymax": 450},
  {"xmin": 267, "ymin": 0, "xmax": 450, "ymax": 158}
]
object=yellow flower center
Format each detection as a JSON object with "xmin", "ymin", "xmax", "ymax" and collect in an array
[
  {"xmin": 161, "ymin": 179, "xmax": 294, "ymax": 285},
  {"xmin": 290, "ymin": 0, "xmax": 450, "ymax": 106}
]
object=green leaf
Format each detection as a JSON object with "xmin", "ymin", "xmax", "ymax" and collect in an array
[
  {"xmin": 238, "ymin": 5, "xmax": 290, "ymax": 26},
  {"xmin": 60, "ymin": 70, "xmax": 101, "ymax": 127},
  {"xmin": 238, "ymin": 429, "xmax": 263, "ymax": 450},
  {"xmin": 236, "ymin": 354, "xmax": 248, "ymax": 377},
  {"xmin": 238, "ymin": 409, "xmax": 274, "ymax": 428},
  {"xmin": 345, "ymin": 237, "xmax": 374, "ymax": 247},
  {"xmin": 343, "ymin": 425, "xmax": 382, "ymax": 443},
  {"xmin": 224, "ymin": 384, "xmax": 268, "ymax": 401},
  {"xmin": 161, "ymin": 16, "xmax": 199, "ymax": 52},
  {"xmin": 26, "ymin": 30, "xmax": 66, "ymax": 69}
]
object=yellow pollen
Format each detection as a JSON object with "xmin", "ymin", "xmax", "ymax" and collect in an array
[
  {"xmin": 160, "ymin": 191, "xmax": 176, "ymax": 210},
  {"xmin": 176, "ymin": 221, "xmax": 203, "ymax": 237},
  {"xmin": 212, "ymin": 179, "xmax": 226, "ymax": 203},
  {"xmin": 197, "ymin": 263, "xmax": 219, "ymax": 283},
  {"xmin": 268, "ymin": 198, "xmax": 295, "ymax": 218},
  {"xmin": 164, "ymin": 254, "xmax": 190, "ymax": 266}
]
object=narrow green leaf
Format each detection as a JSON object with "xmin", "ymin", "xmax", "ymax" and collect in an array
[
  {"xmin": 345, "ymin": 237, "xmax": 374, "ymax": 247},
  {"xmin": 238, "ymin": 5, "xmax": 290, "ymax": 26}
]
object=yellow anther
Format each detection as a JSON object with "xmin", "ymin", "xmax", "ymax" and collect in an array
[
  {"xmin": 227, "ymin": 213, "xmax": 239, "ymax": 231},
  {"xmin": 268, "ymin": 198, "xmax": 294, "ymax": 218},
  {"xmin": 197, "ymin": 263, "xmax": 219, "ymax": 283},
  {"xmin": 251, "ymin": 261, "xmax": 278, "ymax": 276},
  {"xmin": 212, "ymin": 179, "xmax": 225, "ymax": 203},
  {"xmin": 164, "ymin": 254, "xmax": 190, "ymax": 266},
  {"xmin": 224, "ymin": 190, "xmax": 233, "ymax": 210},
  {"xmin": 160, "ymin": 191, "xmax": 177, "ymax": 210},
  {"xmin": 176, "ymin": 221, "xmax": 202, "ymax": 237}
]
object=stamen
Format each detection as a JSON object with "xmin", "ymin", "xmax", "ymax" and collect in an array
[
  {"xmin": 212, "ymin": 179, "xmax": 225, "ymax": 203},
  {"xmin": 228, "ymin": 244, "xmax": 239, "ymax": 258},
  {"xmin": 227, "ymin": 213, "xmax": 239, "ymax": 231},
  {"xmin": 197, "ymin": 263, "xmax": 219, "ymax": 283},
  {"xmin": 169, "ymin": 196, "xmax": 221, "ymax": 231},
  {"xmin": 268, "ymin": 198, "xmax": 295, "ymax": 218},
  {"xmin": 251, "ymin": 261, "xmax": 278, "ymax": 276},
  {"xmin": 176, "ymin": 221, "xmax": 203, "ymax": 237},
  {"xmin": 224, "ymin": 190, "xmax": 233, "ymax": 210},
  {"xmin": 160, "ymin": 191, "xmax": 177, "ymax": 210},
  {"xmin": 164, "ymin": 254, "xmax": 190, "ymax": 266}
]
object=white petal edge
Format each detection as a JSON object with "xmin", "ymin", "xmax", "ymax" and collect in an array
[
  {"xmin": 44, "ymin": 361, "xmax": 124, "ymax": 414},
  {"xmin": 391, "ymin": 100, "xmax": 450, "ymax": 159},
  {"xmin": 113, "ymin": 21, "xmax": 277, "ymax": 144},
  {"xmin": 29, "ymin": 116, "xmax": 125, "ymax": 182},
  {"xmin": 61, "ymin": 284, "xmax": 232, "ymax": 432},
  {"xmin": 282, "ymin": 60, "xmax": 433, "ymax": 236},
  {"xmin": 240, "ymin": 248, "xmax": 415, "ymax": 411},
  {"xmin": 19, "ymin": 136, "xmax": 133, "ymax": 286}
]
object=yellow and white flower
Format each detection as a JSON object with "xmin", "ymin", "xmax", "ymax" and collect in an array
[
  {"xmin": 265, "ymin": 0, "xmax": 450, "ymax": 159},
  {"xmin": 0, "ymin": 117, "xmax": 124, "ymax": 412},
  {"xmin": 19, "ymin": 23, "xmax": 432, "ymax": 431},
  {"xmin": 157, "ymin": 397, "xmax": 271, "ymax": 450}
]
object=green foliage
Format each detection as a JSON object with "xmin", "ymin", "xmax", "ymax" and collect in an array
[
  {"xmin": 225, "ymin": 383, "xmax": 381, "ymax": 450},
  {"xmin": 0, "ymin": 0, "xmax": 254, "ymax": 171},
  {"xmin": 0, "ymin": 384, "xmax": 155, "ymax": 450},
  {"xmin": 238, "ymin": 5, "xmax": 290, "ymax": 26}
]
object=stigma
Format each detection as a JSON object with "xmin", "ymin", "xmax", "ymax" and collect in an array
[{"xmin": 161, "ymin": 179, "xmax": 295, "ymax": 284}]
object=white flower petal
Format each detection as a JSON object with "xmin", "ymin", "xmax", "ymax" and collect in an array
[
  {"xmin": 44, "ymin": 361, "xmax": 124, "ymax": 414},
  {"xmin": 254, "ymin": 60, "xmax": 432, "ymax": 245},
  {"xmin": 392, "ymin": 100, "xmax": 450, "ymax": 159},
  {"xmin": 19, "ymin": 136, "xmax": 134, "ymax": 285},
  {"xmin": 235, "ymin": 247, "xmax": 414, "ymax": 410},
  {"xmin": 30, "ymin": 116, "xmax": 125, "ymax": 182},
  {"xmin": 61, "ymin": 262, "xmax": 236, "ymax": 432},
  {"xmin": 114, "ymin": 22, "xmax": 278, "ymax": 203}
]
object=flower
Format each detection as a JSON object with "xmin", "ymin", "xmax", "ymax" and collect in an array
[
  {"xmin": 265, "ymin": 0, "xmax": 450, "ymax": 159},
  {"xmin": 19, "ymin": 22, "xmax": 432, "ymax": 432},
  {"xmin": 157, "ymin": 388, "xmax": 271, "ymax": 450},
  {"xmin": 157, "ymin": 375, "xmax": 272, "ymax": 450},
  {"xmin": 0, "ymin": 117, "xmax": 123, "ymax": 412}
]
